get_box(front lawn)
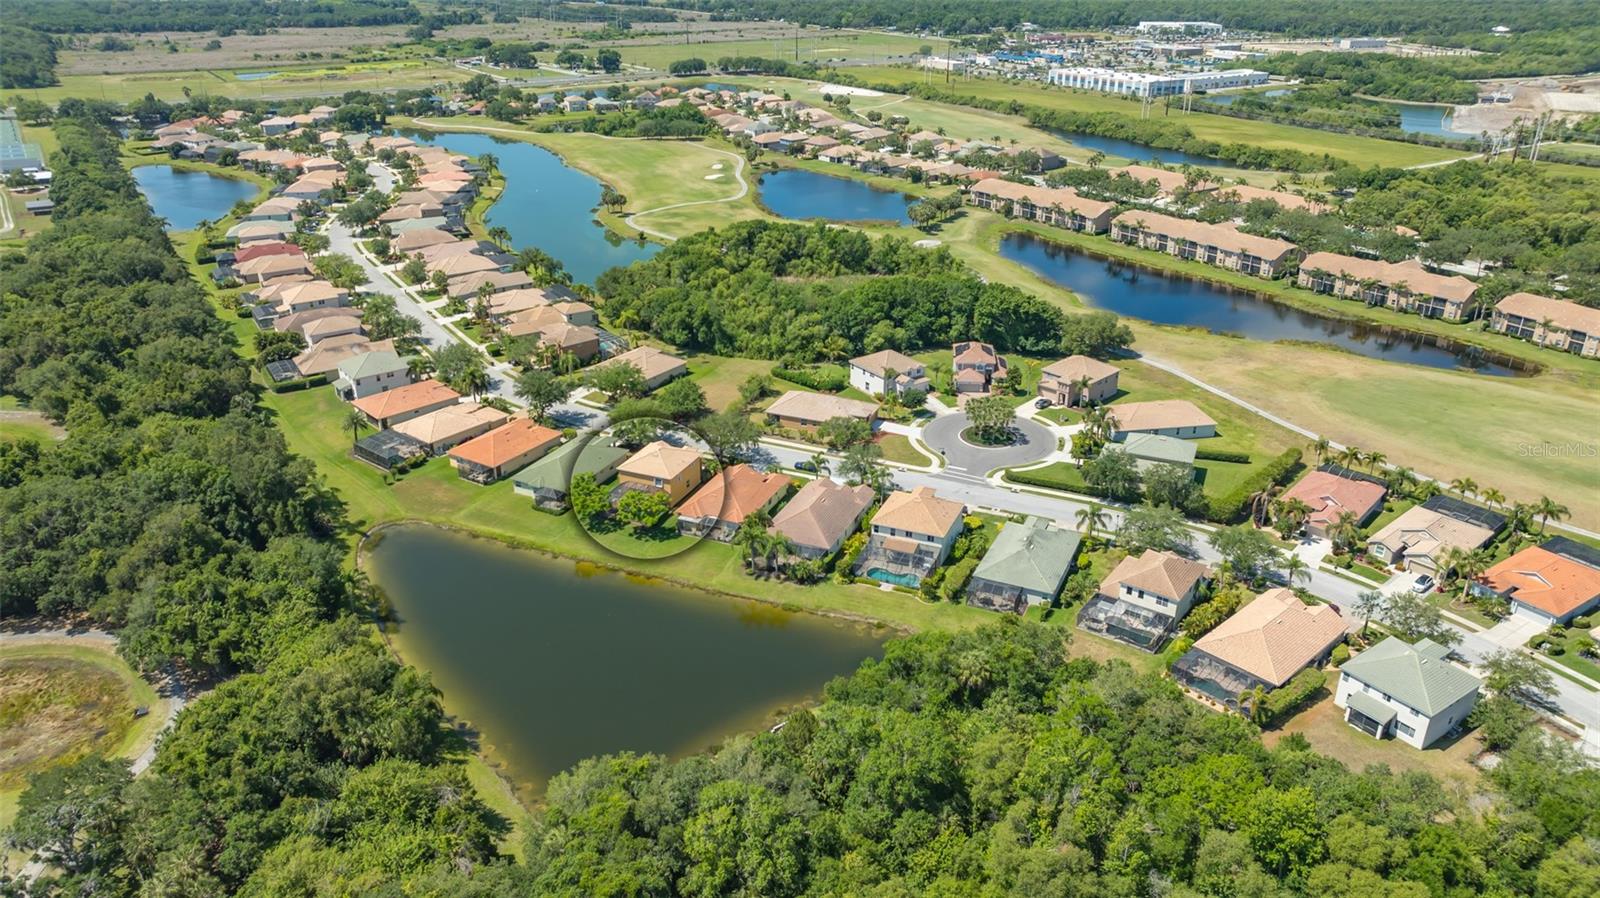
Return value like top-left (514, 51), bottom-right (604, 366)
top-left (877, 433), bottom-right (931, 466)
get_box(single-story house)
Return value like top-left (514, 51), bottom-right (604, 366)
top-left (849, 350), bottom-right (929, 398)
top-left (448, 418), bottom-right (564, 484)
top-left (513, 441), bottom-right (629, 510)
top-left (1119, 432), bottom-right (1197, 472)
top-left (676, 464), bottom-right (791, 541)
top-left (447, 269), bottom-right (535, 300)
top-left (855, 486), bottom-right (966, 586)
top-left (351, 378), bottom-right (461, 428)
top-left (765, 391), bottom-right (880, 431)
top-left (1172, 588), bottom-right (1346, 709)
top-left (770, 478), bottom-right (875, 560)
top-left (1038, 355), bottom-right (1119, 406)
top-left (1490, 291), bottom-right (1600, 357)
top-left (1079, 549), bottom-right (1210, 652)
top-left (391, 403), bottom-right (509, 455)
top-left (352, 428), bottom-right (428, 470)
top-left (236, 254), bottom-right (314, 283)
top-left (966, 516), bottom-right (1081, 614)
top-left (298, 314), bottom-right (364, 345)
top-left (233, 240), bottom-right (304, 264)
top-left (592, 346), bottom-right (688, 392)
top-left (1335, 637), bottom-right (1481, 749)
top-left (1471, 537), bottom-right (1600, 626)
top-left (1278, 469), bottom-right (1388, 540)
top-left (615, 440), bottom-right (706, 505)
top-left (391, 228), bottom-right (459, 254)
top-left (1107, 399), bottom-right (1217, 440)
top-left (1366, 498), bottom-right (1500, 575)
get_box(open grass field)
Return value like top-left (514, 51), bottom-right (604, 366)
top-left (1262, 693), bottom-right (1483, 785)
top-left (586, 31), bottom-right (930, 73)
top-left (12, 60), bottom-right (462, 105)
top-left (0, 641), bottom-right (167, 827)
top-left (837, 67), bottom-right (1470, 169)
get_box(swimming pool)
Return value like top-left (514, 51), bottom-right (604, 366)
top-left (864, 568), bottom-right (921, 588)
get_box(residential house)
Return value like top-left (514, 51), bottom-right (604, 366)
top-left (228, 221), bottom-right (296, 242)
top-left (1038, 355), bottom-right (1119, 405)
top-left (1111, 211), bottom-right (1299, 278)
top-left (1107, 399), bottom-right (1217, 439)
top-left (676, 464), bottom-right (791, 541)
top-left (1214, 183), bottom-right (1329, 215)
top-left (1471, 537), bottom-right (1600, 626)
top-left (351, 429), bottom-right (428, 470)
top-left (1298, 253), bottom-right (1479, 321)
top-left (447, 270), bottom-right (535, 301)
top-left (764, 391), bottom-right (880, 432)
top-left (614, 440), bottom-right (706, 505)
top-left (952, 340), bottom-right (1007, 393)
top-left (391, 228), bottom-right (459, 254)
top-left (1491, 292), bottom-right (1600, 357)
top-left (513, 441), bottom-right (630, 511)
top-left (259, 115), bottom-right (298, 135)
top-left (1366, 496), bottom-right (1501, 575)
top-left (448, 418), bottom-right (564, 484)
top-left (390, 403), bottom-right (508, 455)
top-left (633, 91), bottom-right (659, 110)
top-left (1335, 637), bottom-right (1481, 749)
top-left (1120, 433), bottom-right (1198, 472)
top-left (351, 379), bottom-right (461, 428)
top-left (966, 517), bottom-right (1082, 614)
top-left (1278, 469), bottom-right (1387, 540)
top-left (770, 479), bottom-right (875, 560)
top-left (286, 336), bottom-right (391, 380)
top-left (333, 349), bottom-right (411, 400)
top-left (427, 252), bottom-right (501, 280)
top-left (561, 95), bottom-right (589, 113)
top-left (590, 97), bottom-right (620, 114)
top-left (967, 179), bottom-right (1117, 234)
top-left (1079, 549), bottom-right (1211, 651)
top-left (233, 241), bottom-right (304, 265)
top-left (272, 306), bottom-right (361, 336)
top-left (536, 323), bottom-right (601, 362)
top-left (855, 487), bottom-right (967, 586)
top-left (236, 254), bottom-right (313, 284)
top-left (243, 196), bottom-right (301, 222)
top-left (297, 314), bottom-right (364, 345)
top-left (1172, 588), bottom-right (1346, 709)
top-left (592, 346), bottom-right (688, 392)
top-left (849, 350), bottom-right (929, 398)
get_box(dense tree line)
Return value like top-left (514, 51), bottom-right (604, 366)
top-left (11, 0), bottom-right (421, 33)
top-left (0, 24), bottom-right (57, 89)
top-left (595, 221), bottom-right (1072, 359)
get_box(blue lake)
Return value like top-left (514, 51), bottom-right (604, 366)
top-left (1389, 102), bottom-right (1471, 138)
top-left (132, 165), bottom-right (261, 231)
top-left (408, 130), bottom-right (658, 285)
top-left (1047, 129), bottom-right (1220, 167)
top-left (235, 71), bottom-right (278, 81)
top-left (759, 168), bottom-right (915, 224)
top-left (1000, 232), bottom-right (1523, 376)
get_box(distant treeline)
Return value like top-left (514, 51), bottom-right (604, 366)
top-left (10, 0), bottom-right (422, 33)
top-left (0, 25), bottom-right (57, 89)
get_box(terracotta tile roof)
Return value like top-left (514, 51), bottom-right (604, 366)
top-left (595, 346), bottom-right (687, 383)
top-left (1300, 252), bottom-right (1477, 302)
top-left (619, 440), bottom-right (703, 481)
top-left (953, 340), bottom-right (1000, 366)
top-left (1113, 209), bottom-right (1298, 261)
top-left (1108, 399), bottom-right (1216, 433)
top-left (1215, 183), bottom-right (1329, 214)
top-left (1109, 164), bottom-right (1214, 193)
top-left (448, 419), bottom-right (562, 469)
top-left (300, 315), bottom-right (363, 340)
top-left (771, 479), bottom-right (875, 552)
top-left (429, 253), bottom-right (499, 278)
top-left (238, 254), bottom-right (313, 278)
top-left (391, 228), bottom-right (458, 253)
top-left (765, 390), bottom-right (879, 424)
top-left (872, 486), bottom-right (965, 538)
top-left (1100, 549), bottom-right (1209, 600)
top-left (677, 464), bottom-right (789, 523)
top-left (1481, 546), bottom-right (1600, 619)
top-left (1280, 471), bottom-right (1387, 529)
top-left (1042, 355), bottom-right (1119, 382)
top-left (352, 379), bottom-right (460, 420)
top-left (1496, 292), bottom-right (1600, 334)
top-left (1193, 588), bottom-right (1346, 687)
top-left (391, 403), bottom-right (507, 447)
top-left (850, 349), bottom-right (924, 378)
top-left (969, 178), bottom-right (1116, 220)
top-left (292, 336), bottom-right (392, 377)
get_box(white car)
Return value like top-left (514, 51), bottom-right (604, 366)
top-left (1410, 574), bottom-right (1436, 595)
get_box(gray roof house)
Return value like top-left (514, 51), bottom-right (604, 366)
top-left (966, 517), bottom-right (1081, 614)
top-left (1120, 433), bottom-right (1197, 472)
top-left (1334, 637), bottom-right (1482, 749)
top-left (333, 349), bottom-right (410, 400)
top-left (512, 440), bottom-right (630, 511)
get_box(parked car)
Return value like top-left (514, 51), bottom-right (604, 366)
top-left (1410, 574), bottom-right (1435, 595)
top-left (794, 460), bottom-right (818, 473)
top-left (1034, 397), bottom-right (1052, 409)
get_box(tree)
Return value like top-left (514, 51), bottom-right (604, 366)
top-left (964, 395), bottom-right (1015, 445)
top-left (1075, 504), bottom-right (1109, 544)
top-left (1059, 311), bottom-right (1134, 358)
top-left (1117, 503), bottom-right (1192, 555)
top-left (1353, 589), bottom-right (1385, 640)
top-left (588, 361), bottom-right (648, 401)
top-left (1143, 462), bottom-right (1202, 513)
top-left (1534, 496), bottom-right (1570, 534)
top-left (362, 294), bottom-right (422, 343)
top-left (596, 49), bottom-right (622, 72)
top-left (600, 186), bottom-right (627, 211)
top-left (345, 407), bottom-right (368, 448)
top-left (698, 410), bottom-right (760, 462)
top-left (1209, 525), bottom-right (1283, 583)
top-left (1482, 648), bottom-right (1558, 709)
top-left (8, 757), bottom-right (131, 876)
top-left (516, 368), bottom-right (570, 422)
top-left (737, 373), bottom-right (772, 409)
top-left (656, 378), bottom-right (708, 421)
top-left (1082, 448), bottom-right (1141, 503)
top-left (313, 252), bottom-right (367, 289)
top-left (617, 488), bottom-right (672, 528)
top-left (569, 471), bottom-right (608, 523)
top-left (1378, 591), bottom-right (1460, 647)
top-left (816, 415), bottom-right (872, 451)
top-left (434, 342), bottom-right (487, 396)
top-left (840, 442), bottom-right (889, 494)
top-left (401, 255), bottom-right (428, 284)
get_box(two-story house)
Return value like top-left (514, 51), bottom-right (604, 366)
top-left (1038, 355), bottom-right (1119, 406)
top-left (1335, 637), bottom-right (1481, 749)
top-left (613, 440), bottom-right (705, 505)
top-left (333, 349), bottom-right (411, 400)
top-left (1079, 549), bottom-right (1210, 651)
top-left (854, 486), bottom-right (966, 587)
top-left (849, 349), bottom-right (929, 398)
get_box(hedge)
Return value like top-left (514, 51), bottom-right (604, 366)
top-left (268, 373), bottom-right (329, 394)
top-left (1262, 667), bottom-right (1327, 725)
top-left (1195, 448), bottom-right (1251, 464)
top-left (1003, 466), bottom-right (1112, 499)
top-left (1207, 448), bottom-right (1302, 524)
top-left (773, 364), bottom-right (849, 392)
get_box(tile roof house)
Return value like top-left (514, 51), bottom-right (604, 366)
top-left (952, 340), bottom-right (1007, 393)
top-left (770, 479), bottom-right (875, 560)
top-left (1278, 470), bottom-right (1388, 540)
top-left (391, 403), bottom-right (509, 455)
top-left (676, 464), bottom-right (792, 541)
top-left (1213, 183), bottom-right (1329, 214)
top-left (1111, 210), bottom-right (1299, 278)
top-left (966, 517), bottom-right (1082, 614)
top-left (764, 391), bottom-right (880, 430)
top-left (237, 253), bottom-right (314, 283)
top-left (1109, 164), bottom-right (1215, 196)
top-left (1298, 253), bottom-right (1479, 321)
top-left (333, 349), bottom-right (411, 400)
top-left (1039, 355), bottom-right (1119, 406)
top-left (1366, 504), bottom-right (1496, 576)
top-left (298, 314), bottom-right (364, 345)
top-left (391, 228), bottom-right (459, 254)
top-left (967, 179), bottom-right (1117, 234)
top-left (855, 487), bottom-right (967, 586)
top-left (592, 346), bottom-right (688, 392)
top-left (848, 350), bottom-right (930, 398)
top-left (1173, 589), bottom-right (1346, 707)
top-left (1490, 291), bottom-right (1600, 358)
top-left (1080, 549), bottom-right (1210, 651)
top-left (1335, 637), bottom-right (1481, 749)
top-left (1108, 399), bottom-right (1217, 439)
top-left (615, 440), bottom-right (706, 504)
top-left (1471, 540), bottom-right (1600, 626)
top-left (288, 335), bottom-right (392, 379)
top-left (447, 269), bottom-right (536, 300)
top-left (448, 418), bottom-right (564, 483)
top-left (351, 379), bottom-right (461, 428)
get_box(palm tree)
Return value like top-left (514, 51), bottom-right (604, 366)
top-left (345, 408), bottom-right (368, 448)
top-left (1071, 375), bottom-right (1093, 407)
top-left (731, 511), bottom-right (774, 570)
top-left (808, 452), bottom-right (830, 476)
top-left (475, 152), bottom-right (499, 176)
top-left (1387, 466), bottom-right (1417, 498)
top-left (1281, 552), bottom-right (1309, 587)
top-left (487, 225), bottom-right (512, 251)
top-left (1333, 446), bottom-right (1362, 473)
top-left (1480, 488), bottom-right (1505, 509)
top-left (1534, 496), bottom-right (1570, 534)
top-left (1363, 450), bottom-right (1386, 474)
top-left (1506, 502), bottom-right (1535, 537)
top-left (1075, 504), bottom-right (1109, 543)
top-left (1239, 684), bottom-right (1269, 723)
top-left (1249, 483), bottom-right (1282, 527)
top-left (955, 650), bottom-right (993, 701)
top-left (1327, 511), bottom-right (1361, 553)
top-left (407, 355), bottom-right (436, 380)
top-left (1308, 437), bottom-right (1331, 466)
top-left (1449, 477), bottom-right (1478, 498)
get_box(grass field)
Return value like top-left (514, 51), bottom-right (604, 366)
top-left (11, 59), bottom-right (462, 105)
top-left (1262, 693), bottom-right (1483, 785)
top-left (586, 32), bottom-right (930, 72)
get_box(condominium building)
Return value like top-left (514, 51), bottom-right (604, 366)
top-left (1111, 210), bottom-right (1299, 277)
top-left (1298, 252), bottom-right (1479, 321)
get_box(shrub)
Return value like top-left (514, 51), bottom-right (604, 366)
top-left (773, 364), bottom-right (848, 392)
top-left (1207, 448), bottom-right (1302, 524)
top-left (1261, 668), bottom-right (1326, 724)
top-left (1195, 448), bottom-right (1251, 463)
top-left (1330, 643), bottom-right (1350, 666)
top-left (1003, 467), bottom-right (1111, 499)
top-left (268, 374), bottom-right (328, 393)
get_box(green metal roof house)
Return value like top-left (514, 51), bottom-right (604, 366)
top-left (1334, 637), bottom-right (1481, 749)
top-left (513, 440), bottom-right (630, 510)
top-left (966, 516), bottom-right (1081, 614)
top-left (1120, 432), bottom-right (1197, 472)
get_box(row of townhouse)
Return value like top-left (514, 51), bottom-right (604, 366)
top-left (1112, 209), bottom-right (1300, 277)
top-left (1297, 252), bottom-right (1479, 321)
top-left (967, 178), bottom-right (1117, 233)
top-left (1489, 291), bottom-right (1600, 357)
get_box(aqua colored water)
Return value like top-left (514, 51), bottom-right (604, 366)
top-left (759, 168), bottom-right (916, 224)
top-left (132, 165), bottom-right (261, 231)
top-left (409, 130), bottom-right (659, 284)
top-left (235, 71), bottom-right (278, 81)
top-left (999, 232), bottom-right (1523, 376)
top-left (864, 568), bottom-right (922, 587)
top-left (368, 524), bottom-right (884, 796)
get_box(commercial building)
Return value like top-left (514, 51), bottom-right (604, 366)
top-left (1046, 66), bottom-right (1267, 97)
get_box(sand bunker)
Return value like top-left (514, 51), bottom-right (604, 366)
top-left (814, 82), bottom-right (883, 97)
top-left (704, 174), bottom-right (724, 180)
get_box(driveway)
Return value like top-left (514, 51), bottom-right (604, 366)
top-left (920, 411), bottom-right (1054, 474)
top-left (1479, 614), bottom-right (1546, 651)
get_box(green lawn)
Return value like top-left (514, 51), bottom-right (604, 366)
top-left (877, 432), bottom-right (931, 466)
top-left (592, 32), bottom-right (929, 72)
top-left (10, 59), bottom-right (462, 105)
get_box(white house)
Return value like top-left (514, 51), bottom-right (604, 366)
top-left (1078, 549), bottom-right (1210, 652)
top-left (1334, 637), bottom-right (1482, 749)
top-left (333, 349), bottom-right (411, 400)
top-left (848, 349), bottom-right (929, 397)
